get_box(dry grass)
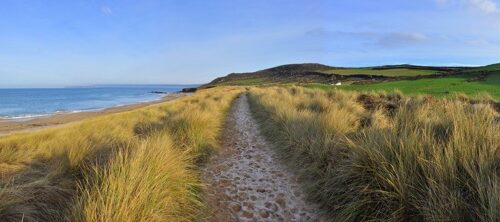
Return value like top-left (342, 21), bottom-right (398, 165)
top-left (0, 87), bottom-right (243, 221)
top-left (71, 134), bottom-right (199, 222)
top-left (249, 86), bottom-right (500, 221)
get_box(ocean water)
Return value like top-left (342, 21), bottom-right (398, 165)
top-left (0, 85), bottom-right (197, 120)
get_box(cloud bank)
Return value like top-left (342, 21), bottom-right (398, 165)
top-left (438, 0), bottom-right (498, 13)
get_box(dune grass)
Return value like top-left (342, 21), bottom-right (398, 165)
top-left (249, 86), bottom-right (499, 221)
top-left (0, 87), bottom-right (243, 221)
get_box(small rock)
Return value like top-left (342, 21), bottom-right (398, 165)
top-left (218, 179), bottom-right (231, 187)
top-left (259, 209), bottom-right (270, 218)
top-left (265, 202), bottom-right (278, 212)
top-left (242, 210), bottom-right (253, 219)
top-left (237, 192), bottom-right (248, 201)
top-left (275, 196), bottom-right (286, 208)
top-left (264, 202), bottom-right (273, 209)
top-left (230, 203), bottom-right (242, 212)
top-left (243, 202), bottom-right (255, 209)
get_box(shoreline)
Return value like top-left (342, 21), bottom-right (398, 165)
top-left (0, 92), bottom-right (188, 137)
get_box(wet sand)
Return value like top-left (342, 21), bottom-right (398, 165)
top-left (0, 93), bottom-right (187, 136)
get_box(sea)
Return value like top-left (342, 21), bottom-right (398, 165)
top-left (0, 85), bottom-right (197, 121)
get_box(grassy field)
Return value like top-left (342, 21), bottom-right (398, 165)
top-left (217, 78), bottom-right (267, 86)
top-left (249, 86), bottom-right (500, 221)
top-left (305, 72), bottom-right (500, 100)
top-left (0, 87), bottom-right (243, 221)
top-left (321, 68), bottom-right (438, 77)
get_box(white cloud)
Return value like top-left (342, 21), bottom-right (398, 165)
top-left (303, 29), bottom-right (430, 49)
top-left (376, 32), bottom-right (428, 48)
top-left (437, 0), bottom-right (498, 13)
top-left (101, 6), bottom-right (113, 15)
top-left (466, 38), bottom-right (490, 45)
top-left (470, 0), bottom-right (498, 13)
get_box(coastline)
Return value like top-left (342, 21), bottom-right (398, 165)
top-left (0, 92), bottom-right (188, 137)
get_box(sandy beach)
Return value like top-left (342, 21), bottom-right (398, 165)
top-left (0, 93), bottom-right (187, 136)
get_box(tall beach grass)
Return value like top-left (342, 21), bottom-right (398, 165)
top-left (0, 87), bottom-right (243, 221)
top-left (249, 87), bottom-right (499, 221)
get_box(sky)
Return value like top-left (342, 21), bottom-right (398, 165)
top-left (1, 0), bottom-right (500, 87)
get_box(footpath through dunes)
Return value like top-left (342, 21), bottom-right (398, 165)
top-left (202, 94), bottom-right (321, 221)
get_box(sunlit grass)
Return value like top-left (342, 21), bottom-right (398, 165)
top-left (0, 87), bottom-right (243, 221)
top-left (249, 86), bottom-right (500, 221)
top-left (304, 72), bottom-right (500, 101)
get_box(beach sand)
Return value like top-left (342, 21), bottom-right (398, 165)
top-left (0, 93), bottom-right (188, 136)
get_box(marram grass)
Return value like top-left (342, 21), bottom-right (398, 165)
top-left (1, 84), bottom-right (497, 221)
top-left (249, 86), bottom-right (499, 221)
top-left (0, 87), bottom-right (243, 221)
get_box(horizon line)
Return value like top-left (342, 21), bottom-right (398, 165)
top-left (0, 83), bottom-right (202, 89)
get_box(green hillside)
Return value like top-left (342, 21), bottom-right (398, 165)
top-left (305, 72), bottom-right (500, 100)
top-left (203, 63), bottom-right (465, 87)
top-left (321, 68), bottom-right (438, 77)
top-left (470, 63), bottom-right (500, 71)
top-left (205, 63), bottom-right (499, 100)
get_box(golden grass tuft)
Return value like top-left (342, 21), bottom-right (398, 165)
top-left (249, 86), bottom-right (499, 221)
top-left (71, 134), bottom-right (200, 222)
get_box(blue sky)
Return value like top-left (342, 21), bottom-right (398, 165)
top-left (1, 0), bottom-right (500, 87)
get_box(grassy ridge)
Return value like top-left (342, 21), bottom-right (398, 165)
top-left (215, 78), bottom-right (267, 86)
top-left (471, 63), bottom-right (500, 71)
top-left (249, 87), bottom-right (499, 221)
top-left (0, 87), bottom-right (243, 221)
top-left (203, 63), bottom-right (466, 89)
top-left (322, 68), bottom-right (437, 77)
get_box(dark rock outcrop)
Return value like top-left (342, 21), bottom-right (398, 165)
top-left (181, 87), bottom-right (197, 93)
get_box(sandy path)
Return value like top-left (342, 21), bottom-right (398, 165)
top-left (202, 94), bottom-right (320, 221)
